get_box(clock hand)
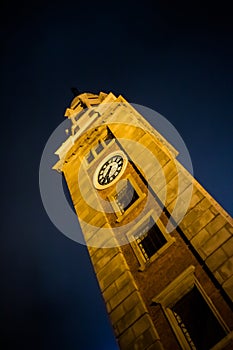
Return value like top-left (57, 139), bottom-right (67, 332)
top-left (106, 165), bottom-right (112, 179)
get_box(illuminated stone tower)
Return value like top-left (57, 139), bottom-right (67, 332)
top-left (54, 92), bottom-right (233, 349)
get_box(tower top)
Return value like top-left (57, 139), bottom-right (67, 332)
top-left (53, 91), bottom-right (179, 172)
top-left (65, 91), bottom-right (108, 118)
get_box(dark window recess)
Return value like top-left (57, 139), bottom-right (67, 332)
top-left (75, 109), bottom-right (86, 121)
top-left (74, 125), bottom-right (80, 134)
top-left (89, 109), bottom-right (98, 117)
top-left (104, 127), bottom-right (115, 145)
top-left (135, 218), bottom-right (166, 260)
top-left (95, 142), bottom-right (104, 154)
top-left (86, 151), bottom-right (94, 164)
top-left (115, 180), bottom-right (139, 213)
top-left (104, 137), bottom-right (113, 145)
top-left (172, 287), bottom-right (226, 350)
top-left (74, 113), bottom-right (81, 121)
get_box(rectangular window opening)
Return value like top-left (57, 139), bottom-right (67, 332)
top-left (104, 127), bottom-right (115, 145)
top-left (114, 180), bottom-right (139, 213)
top-left (73, 124), bottom-right (80, 134)
top-left (135, 217), bottom-right (167, 261)
top-left (89, 110), bottom-right (97, 118)
top-left (172, 286), bottom-right (226, 350)
top-left (86, 150), bottom-right (94, 164)
top-left (95, 141), bottom-right (104, 155)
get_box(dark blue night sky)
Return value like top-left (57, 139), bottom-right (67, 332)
top-left (1, 1), bottom-right (233, 349)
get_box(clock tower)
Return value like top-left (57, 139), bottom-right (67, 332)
top-left (53, 91), bottom-right (233, 349)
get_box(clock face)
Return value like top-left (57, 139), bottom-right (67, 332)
top-left (93, 151), bottom-right (128, 189)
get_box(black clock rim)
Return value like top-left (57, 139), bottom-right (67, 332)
top-left (97, 156), bottom-right (124, 185)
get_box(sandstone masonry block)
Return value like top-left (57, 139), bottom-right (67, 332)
top-left (86, 227), bottom-right (117, 248)
top-left (166, 183), bottom-right (193, 219)
top-left (155, 150), bottom-right (170, 168)
top-left (187, 188), bottom-right (204, 212)
top-left (214, 271), bottom-right (224, 285)
top-left (103, 282), bottom-right (118, 303)
top-left (226, 222), bottom-right (233, 235)
top-left (158, 175), bottom-right (178, 206)
top-left (222, 275), bottom-right (233, 301)
top-left (147, 341), bottom-right (164, 350)
top-left (205, 248), bottom-right (228, 271)
top-left (115, 303), bottom-right (147, 336)
top-left (132, 313), bottom-right (154, 336)
top-left (205, 215), bottom-right (227, 235)
top-left (82, 223), bottom-right (102, 242)
top-left (148, 170), bottom-right (167, 196)
top-left (123, 291), bottom-right (145, 313)
top-left (184, 209), bottom-right (216, 239)
top-left (109, 303), bottom-right (126, 325)
top-left (138, 134), bottom-right (162, 153)
top-left (190, 228), bottom-right (212, 250)
top-left (115, 270), bottom-right (137, 292)
top-left (217, 256), bottom-right (233, 280)
top-left (180, 197), bottom-right (212, 230)
top-left (131, 328), bottom-right (161, 350)
top-left (91, 246), bottom-right (119, 263)
top-left (118, 327), bottom-right (135, 349)
top-left (222, 237), bottom-right (233, 257)
top-left (98, 253), bottom-right (129, 291)
top-left (201, 228), bottom-right (231, 257)
top-left (162, 161), bottom-right (178, 184)
top-left (108, 280), bottom-right (137, 311)
top-left (93, 248), bottom-right (120, 275)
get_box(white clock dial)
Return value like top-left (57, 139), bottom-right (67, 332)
top-left (93, 151), bottom-right (128, 189)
